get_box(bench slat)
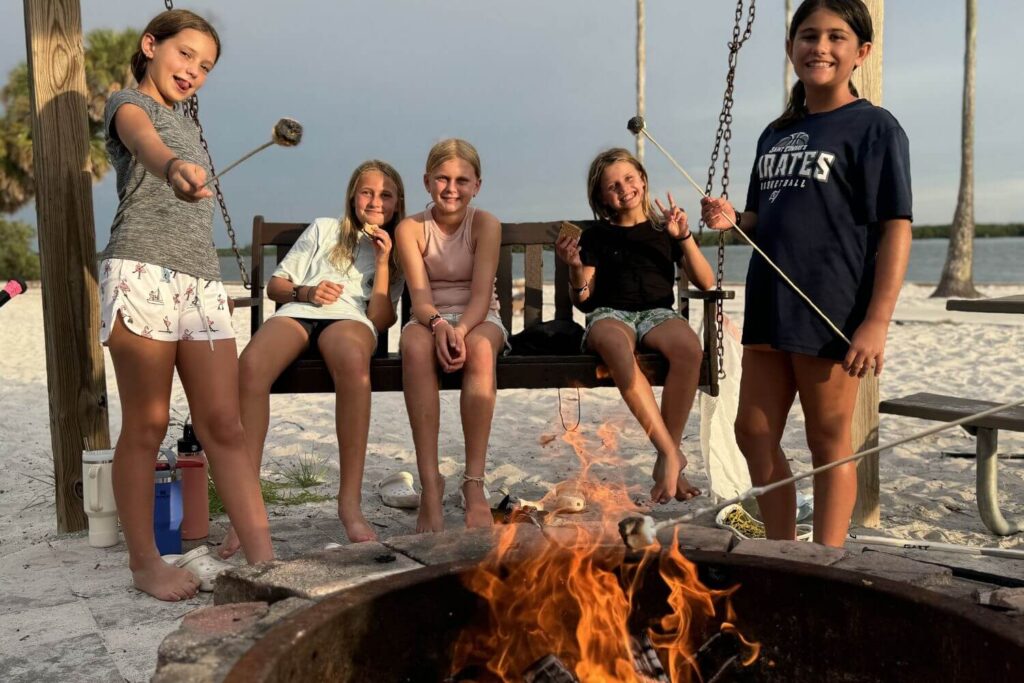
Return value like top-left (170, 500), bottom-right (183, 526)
top-left (524, 244), bottom-right (543, 328)
top-left (879, 392), bottom-right (1024, 432)
top-left (497, 245), bottom-right (513, 332)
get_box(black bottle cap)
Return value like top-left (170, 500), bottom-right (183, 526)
top-left (178, 423), bottom-right (203, 454)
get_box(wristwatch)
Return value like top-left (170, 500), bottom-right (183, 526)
top-left (290, 286), bottom-right (301, 302)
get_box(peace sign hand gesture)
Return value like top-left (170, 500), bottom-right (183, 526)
top-left (654, 192), bottom-right (690, 239)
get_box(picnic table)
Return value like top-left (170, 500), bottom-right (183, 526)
top-left (879, 292), bottom-right (1024, 536)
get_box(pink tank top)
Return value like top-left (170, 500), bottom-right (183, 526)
top-left (422, 205), bottom-right (499, 314)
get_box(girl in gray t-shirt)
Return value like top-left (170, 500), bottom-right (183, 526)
top-left (98, 9), bottom-right (273, 602)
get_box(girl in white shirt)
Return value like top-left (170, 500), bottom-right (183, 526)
top-left (220, 160), bottom-right (405, 555)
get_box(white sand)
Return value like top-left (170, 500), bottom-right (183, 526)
top-left (1, 281), bottom-right (1023, 555)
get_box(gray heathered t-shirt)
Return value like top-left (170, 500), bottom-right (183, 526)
top-left (100, 89), bottom-right (220, 281)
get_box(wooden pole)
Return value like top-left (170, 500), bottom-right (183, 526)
top-left (635, 0), bottom-right (645, 163)
top-left (849, 0), bottom-right (884, 528)
top-left (24, 0), bottom-right (110, 533)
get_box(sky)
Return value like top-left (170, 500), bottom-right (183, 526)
top-left (3, 1), bottom-right (1023, 249)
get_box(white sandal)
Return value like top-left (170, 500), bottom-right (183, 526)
top-left (170, 545), bottom-right (234, 591)
top-left (377, 471), bottom-right (420, 509)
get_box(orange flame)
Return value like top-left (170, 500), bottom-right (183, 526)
top-left (450, 426), bottom-right (759, 681)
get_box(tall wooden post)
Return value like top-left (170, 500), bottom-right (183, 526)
top-left (849, 0), bottom-right (883, 528)
top-left (635, 0), bottom-right (646, 163)
top-left (24, 0), bottom-right (110, 532)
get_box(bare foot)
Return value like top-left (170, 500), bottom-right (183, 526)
top-left (651, 450), bottom-right (681, 504)
top-left (132, 557), bottom-right (201, 602)
top-left (217, 525), bottom-right (242, 560)
top-left (339, 506), bottom-right (378, 543)
top-left (462, 479), bottom-right (493, 529)
top-left (416, 473), bottom-right (445, 533)
top-left (675, 470), bottom-right (702, 501)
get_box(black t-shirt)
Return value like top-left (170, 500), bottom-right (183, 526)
top-left (578, 220), bottom-right (682, 312)
top-left (742, 99), bottom-right (913, 359)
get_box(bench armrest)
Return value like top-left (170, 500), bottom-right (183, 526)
top-left (680, 288), bottom-right (735, 301)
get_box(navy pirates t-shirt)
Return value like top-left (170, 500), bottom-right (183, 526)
top-left (742, 99), bottom-right (913, 359)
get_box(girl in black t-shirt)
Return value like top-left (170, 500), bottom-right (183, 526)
top-left (555, 148), bottom-right (714, 504)
top-left (701, 0), bottom-right (912, 547)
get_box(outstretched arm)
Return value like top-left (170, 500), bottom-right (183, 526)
top-left (113, 104), bottom-right (212, 202)
top-left (844, 218), bottom-right (912, 378)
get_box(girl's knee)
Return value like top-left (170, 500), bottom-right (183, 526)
top-left (122, 412), bottom-right (170, 449)
top-left (734, 419), bottom-right (778, 456)
top-left (327, 346), bottom-right (371, 382)
top-left (663, 332), bottom-right (702, 365)
top-left (193, 413), bottom-right (244, 447)
top-left (238, 354), bottom-right (274, 393)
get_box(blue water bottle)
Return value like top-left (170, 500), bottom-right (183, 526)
top-left (153, 465), bottom-right (183, 555)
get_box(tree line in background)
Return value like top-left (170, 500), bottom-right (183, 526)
top-left (0, 27), bottom-right (138, 280)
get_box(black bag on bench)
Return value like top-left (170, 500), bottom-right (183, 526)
top-left (507, 319), bottom-right (585, 356)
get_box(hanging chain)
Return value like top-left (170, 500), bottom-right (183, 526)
top-left (161, 0), bottom-right (251, 290)
top-left (701, 0), bottom-right (756, 379)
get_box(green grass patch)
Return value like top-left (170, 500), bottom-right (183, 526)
top-left (208, 474), bottom-right (333, 516)
top-left (281, 453), bottom-right (328, 489)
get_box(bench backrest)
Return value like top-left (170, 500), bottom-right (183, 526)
top-left (250, 216), bottom-right (679, 351)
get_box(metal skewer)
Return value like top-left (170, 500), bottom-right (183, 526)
top-left (619, 395), bottom-right (1024, 548)
top-left (627, 116), bottom-right (850, 345)
top-left (200, 117), bottom-right (303, 188)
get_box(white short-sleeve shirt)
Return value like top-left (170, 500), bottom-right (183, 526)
top-left (271, 218), bottom-right (403, 331)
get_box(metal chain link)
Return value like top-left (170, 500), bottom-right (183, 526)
top-left (701, 0), bottom-right (756, 379)
top-left (161, 0), bottom-right (251, 290)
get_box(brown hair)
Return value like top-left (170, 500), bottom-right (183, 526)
top-left (586, 148), bottom-right (657, 224)
top-left (772, 0), bottom-right (873, 130)
top-left (131, 10), bottom-right (222, 83)
top-left (424, 138), bottom-right (482, 179)
top-left (328, 160), bottom-right (406, 283)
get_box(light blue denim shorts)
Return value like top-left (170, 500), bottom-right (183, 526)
top-left (582, 307), bottom-right (683, 350)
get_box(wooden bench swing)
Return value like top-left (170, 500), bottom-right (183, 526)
top-left (244, 217), bottom-right (733, 397)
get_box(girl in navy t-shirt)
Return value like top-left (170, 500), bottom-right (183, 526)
top-left (556, 148), bottom-right (715, 504)
top-left (701, 0), bottom-right (912, 547)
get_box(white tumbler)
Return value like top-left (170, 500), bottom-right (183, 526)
top-left (83, 449), bottom-right (118, 547)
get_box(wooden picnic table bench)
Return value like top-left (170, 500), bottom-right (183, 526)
top-left (244, 217), bottom-right (732, 396)
top-left (879, 392), bottom-right (1024, 536)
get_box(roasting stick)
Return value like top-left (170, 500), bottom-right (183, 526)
top-left (618, 396), bottom-right (1024, 549)
top-left (847, 534), bottom-right (1024, 561)
top-left (626, 116), bottom-right (850, 345)
top-left (200, 117), bottom-right (303, 188)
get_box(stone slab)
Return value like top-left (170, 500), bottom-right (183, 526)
top-left (853, 544), bottom-right (1024, 587)
top-left (383, 527), bottom-right (499, 566)
top-left (214, 541), bottom-right (421, 604)
top-left (655, 523), bottom-right (735, 553)
top-left (833, 549), bottom-right (953, 588)
top-left (0, 633), bottom-right (122, 683)
top-left (86, 586), bottom-right (208, 630)
top-left (986, 587), bottom-right (1024, 612)
top-left (0, 543), bottom-right (76, 615)
top-left (0, 601), bottom-right (98, 655)
top-left (104, 617), bottom-right (195, 683)
top-left (730, 539), bottom-right (849, 566)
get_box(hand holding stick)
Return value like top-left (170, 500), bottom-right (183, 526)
top-left (201, 118), bottom-right (303, 188)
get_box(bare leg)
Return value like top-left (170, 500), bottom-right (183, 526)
top-left (177, 339), bottom-right (273, 564)
top-left (319, 321), bottom-right (378, 542)
top-left (641, 319), bottom-right (704, 499)
top-left (459, 323), bottom-right (503, 528)
top-left (586, 319), bottom-right (680, 503)
top-left (792, 355), bottom-right (862, 547)
top-left (734, 346), bottom-right (798, 540)
top-left (221, 317), bottom-right (309, 557)
top-left (107, 316), bottom-right (201, 601)
top-left (401, 324), bottom-right (445, 532)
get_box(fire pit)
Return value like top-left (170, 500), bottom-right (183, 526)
top-left (223, 547), bottom-right (1024, 682)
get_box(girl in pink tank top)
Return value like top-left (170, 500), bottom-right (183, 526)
top-left (395, 139), bottom-right (506, 534)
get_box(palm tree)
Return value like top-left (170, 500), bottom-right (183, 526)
top-left (635, 0), bottom-right (645, 163)
top-left (0, 27), bottom-right (138, 214)
top-left (932, 0), bottom-right (979, 298)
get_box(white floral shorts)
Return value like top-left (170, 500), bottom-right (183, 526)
top-left (99, 258), bottom-right (235, 345)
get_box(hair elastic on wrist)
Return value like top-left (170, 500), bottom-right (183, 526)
top-left (164, 157), bottom-right (181, 186)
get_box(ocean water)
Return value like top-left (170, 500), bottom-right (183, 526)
top-left (219, 236), bottom-right (1023, 285)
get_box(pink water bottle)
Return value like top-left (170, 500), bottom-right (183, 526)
top-left (177, 423), bottom-right (209, 540)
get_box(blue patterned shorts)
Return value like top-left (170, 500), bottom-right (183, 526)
top-left (582, 307), bottom-right (683, 350)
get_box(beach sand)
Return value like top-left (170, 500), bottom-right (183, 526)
top-left (2, 281), bottom-right (1023, 556)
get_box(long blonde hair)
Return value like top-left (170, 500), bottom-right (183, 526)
top-left (586, 148), bottom-right (658, 224)
top-left (328, 160), bottom-right (405, 282)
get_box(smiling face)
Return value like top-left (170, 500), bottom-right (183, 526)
top-left (599, 160), bottom-right (647, 222)
top-left (138, 28), bottom-right (218, 107)
top-left (352, 170), bottom-right (399, 228)
top-left (423, 157), bottom-right (481, 215)
top-left (788, 8), bottom-right (871, 97)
